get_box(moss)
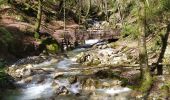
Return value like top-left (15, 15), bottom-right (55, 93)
top-left (83, 60), bottom-right (93, 66)
top-left (92, 59), bottom-right (101, 65)
top-left (120, 78), bottom-right (129, 86)
top-left (34, 31), bottom-right (40, 39)
top-left (161, 84), bottom-right (170, 99)
top-left (39, 37), bottom-right (60, 54)
top-left (139, 72), bottom-right (153, 92)
top-left (46, 43), bottom-right (59, 54)
top-left (83, 59), bottom-right (101, 66)
top-left (82, 70), bottom-right (94, 75)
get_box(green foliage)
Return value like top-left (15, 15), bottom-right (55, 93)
top-left (46, 43), bottom-right (59, 54)
top-left (121, 23), bottom-right (138, 39)
top-left (0, 0), bottom-right (8, 6)
top-left (34, 31), bottom-right (40, 39)
top-left (0, 60), bottom-right (6, 84)
top-left (39, 37), bottom-right (60, 54)
top-left (160, 0), bottom-right (170, 11)
top-left (0, 27), bottom-right (13, 47)
top-left (0, 60), bottom-right (5, 68)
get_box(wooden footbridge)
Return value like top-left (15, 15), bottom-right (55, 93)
top-left (75, 28), bottom-right (120, 41)
top-left (59, 28), bottom-right (120, 49)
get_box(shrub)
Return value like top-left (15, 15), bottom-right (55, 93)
top-left (121, 23), bottom-right (138, 39)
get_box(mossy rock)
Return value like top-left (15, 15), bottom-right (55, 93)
top-left (95, 69), bottom-right (121, 79)
top-left (83, 60), bottom-right (93, 66)
top-left (76, 52), bottom-right (87, 63)
top-left (39, 37), bottom-right (60, 54)
top-left (92, 59), bottom-right (101, 65)
top-left (46, 43), bottom-right (59, 54)
top-left (81, 69), bottom-right (94, 75)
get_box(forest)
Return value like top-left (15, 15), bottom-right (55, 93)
top-left (0, 0), bottom-right (170, 100)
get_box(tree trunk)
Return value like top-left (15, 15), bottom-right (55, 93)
top-left (116, 0), bottom-right (124, 27)
top-left (156, 24), bottom-right (170, 75)
top-left (138, 0), bottom-right (152, 92)
top-left (104, 0), bottom-right (108, 21)
top-left (35, 0), bottom-right (42, 33)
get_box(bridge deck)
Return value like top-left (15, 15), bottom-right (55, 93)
top-left (75, 28), bottom-right (120, 41)
top-left (59, 28), bottom-right (120, 50)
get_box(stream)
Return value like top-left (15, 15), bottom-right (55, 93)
top-left (1, 41), bottom-right (133, 100)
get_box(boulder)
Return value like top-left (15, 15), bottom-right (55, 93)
top-left (82, 78), bottom-right (96, 91)
top-left (56, 86), bottom-right (69, 95)
top-left (52, 81), bottom-right (60, 91)
top-left (69, 76), bottom-right (78, 84)
top-left (52, 72), bottom-right (64, 79)
top-left (15, 67), bottom-right (33, 78)
top-left (19, 76), bottom-right (33, 83)
top-left (102, 45), bottom-right (107, 49)
top-left (76, 52), bottom-right (87, 63)
top-left (36, 75), bottom-right (45, 84)
top-left (20, 68), bottom-right (33, 77)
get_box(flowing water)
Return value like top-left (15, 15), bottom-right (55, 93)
top-left (1, 47), bottom-right (132, 100)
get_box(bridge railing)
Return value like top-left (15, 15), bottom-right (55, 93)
top-left (75, 28), bottom-right (120, 40)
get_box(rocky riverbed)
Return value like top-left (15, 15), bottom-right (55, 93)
top-left (1, 45), bottom-right (137, 100)
top-left (1, 42), bottom-right (170, 100)
top-left (76, 43), bottom-right (138, 66)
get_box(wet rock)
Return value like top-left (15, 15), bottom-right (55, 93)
top-left (95, 70), bottom-right (114, 79)
top-left (107, 44), bottom-right (111, 48)
top-left (92, 44), bottom-right (98, 49)
top-left (15, 69), bottom-right (23, 78)
top-left (102, 45), bottom-right (107, 49)
top-left (52, 81), bottom-right (60, 90)
top-left (8, 64), bottom-right (35, 79)
top-left (82, 78), bottom-right (96, 91)
top-left (56, 86), bottom-right (69, 95)
top-left (31, 68), bottom-right (55, 75)
top-left (31, 69), bottom-right (46, 74)
top-left (92, 59), bottom-right (101, 65)
top-left (76, 52), bottom-right (88, 63)
top-left (111, 80), bottom-right (122, 86)
top-left (20, 68), bottom-right (33, 77)
top-left (84, 60), bottom-right (93, 66)
top-left (53, 72), bottom-right (64, 79)
top-left (75, 45), bottom-right (132, 66)
top-left (25, 64), bottom-right (33, 69)
top-left (98, 45), bottom-right (102, 49)
top-left (102, 82), bottom-right (110, 88)
top-left (15, 67), bottom-right (33, 78)
top-left (36, 75), bottom-right (45, 84)
top-left (69, 76), bottom-right (78, 84)
top-left (20, 76), bottom-right (33, 83)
